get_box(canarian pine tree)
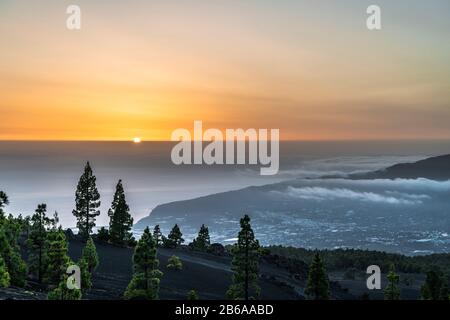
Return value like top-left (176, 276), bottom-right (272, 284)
top-left (192, 224), bottom-right (211, 251)
top-left (305, 252), bottom-right (330, 300)
top-left (78, 236), bottom-right (99, 291)
top-left (0, 193), bottom-right (16, 248)
top-left (124, 227), bottom-right (163, 300)
top-left (45, 228), bottom-right (82, 299)
top-left (97, 227), bottom-right (110, 242)
top-left (15, 214), bottom-right (25, 237)
top-left (227, 215), bottom-right (260, 300)
top-left (108, 180), bottom-right (133, 245)
top-left (81, 237), bottom-right (99, 273)
top-left (45, 229), bottom-right (70, 286)
top-left (0, 228), bottom-right (26, 286)
top-left (0, 256), bottom-right (10, 288)
top-left (3, 213), bottom-right (23, 249)
top-left (78, 257), bottom-right (92, 291)
top-left (27, 203), bottom-right (55, 283)
top-left (73, 162), bottom-right (101, 238)
top-left (47, 270), bottom-right (82, 300)
top-left (421, 269), bottom-right (448, 300)
top-left (153, 225), bottom-right (162, 247)
top-left (0, 194), bottom-right (27, 287)
top-left (0, 191), bottom-right (8, 221)
top-left (384, 264), bottom-right (400, 300)
top-left (167, 224), bottom-right (184, 248)
top-left (22, 215), bottom-right (31, 238)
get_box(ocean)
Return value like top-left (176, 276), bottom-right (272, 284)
top-left (1, 140), bottom-right (450, 254)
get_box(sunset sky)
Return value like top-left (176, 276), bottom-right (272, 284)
top-left (1, 0), bottom-right (449, 141)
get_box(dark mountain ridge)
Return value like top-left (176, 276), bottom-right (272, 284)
top-left (136, 154), bottom-right (450, 229)
top-left (134, 154), bottom-right (450, 255)
top-left (347, 154), bottom-right (450, 180)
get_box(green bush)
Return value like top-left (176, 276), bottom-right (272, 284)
top-left (167, 255), bottom-right (182, 270)
top-left (97, 227), bottom-right (110, 242)
top-left (187, 289), bottom-right (199, 300)
top-left (0, 256), bottom-right (10, 288)
top-left (47, 274), bottom-right (82, 300)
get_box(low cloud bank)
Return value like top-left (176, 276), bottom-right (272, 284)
top-left (278, 186), bottom-right (428, 205)
top-left (323, 178), bottom-right (450, 191)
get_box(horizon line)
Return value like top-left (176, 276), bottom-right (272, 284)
top-left (1, 138), bottom-right (450, 143)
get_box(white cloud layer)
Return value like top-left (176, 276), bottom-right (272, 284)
top-left (279, 186), bottom-right (428, 205)
top-left (323, 178), bottom-right (450, 192)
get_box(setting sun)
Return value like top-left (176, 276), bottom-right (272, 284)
top-left (133, 137), bottom-right (141, 143)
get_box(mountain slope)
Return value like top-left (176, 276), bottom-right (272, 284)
top-left (348, 154), bottom-right (450, 180)
top-left (136, 154), bottom-right (450, 227)
top-left (134, 154), bottom-right (450, 254)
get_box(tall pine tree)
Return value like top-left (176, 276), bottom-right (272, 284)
top-left (191, 224), bottom-right (210, 251)
top-left (27, 203), bottom-right (54, 283)
top-left (124, 227), bottom-right (163, 300)
top-left (73, 162), bottom-right (101, 238)
top-left (305, 252), bottom-right (330, 300)
top-left (108, 180), bottom-right (133, 245)
top-left (384, 264), bottom-right (400, 300)
top-left (153, 225), bottom-right (162, 247)
top-left (44, 226), bottom-right (82, 299)
top-left (227, 215), bottom-right (260, 300)
top-left (166, 224), bottom-right (184, 248)
top-left (45, 229), bottom-right (70, 286)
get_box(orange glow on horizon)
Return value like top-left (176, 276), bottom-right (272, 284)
top-left (1, 2), bottom-right (449, 141)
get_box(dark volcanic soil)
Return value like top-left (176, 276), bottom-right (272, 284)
top-left (2, 238), bottom-right (423, 300)
top-left (68, 239), bottom-right (303, 300)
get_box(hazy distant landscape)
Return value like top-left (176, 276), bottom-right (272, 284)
top-left (1, 141), bottom-right (450, 256)
top-left (137, 176), bottom-right (450, 255)
top-left (2, 0), bottom-right (450, 304)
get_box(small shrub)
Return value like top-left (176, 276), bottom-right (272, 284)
top-left (167, 255), bottom-right (182, 270)
top-left (97, 227), bottom-right (110, 242)
top-left (127, 236), bottom-right (137, 247)
top-left (187, 289), bottom-right (199, 300)
top-left (0, 256), bottom-right (10, 288)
